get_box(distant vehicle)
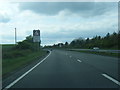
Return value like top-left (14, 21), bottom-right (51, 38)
top-left (93, 47), bottom-right (99, 50)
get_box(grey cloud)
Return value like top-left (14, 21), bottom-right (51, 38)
top-left (19, 2), bottom-right (117, 17)
top-left (41, 29), bottom-right (109, 45)
top-left (2, 36), bottom-right (14, 40)
top-left (41, 28), bottom-right (115, 41)
top-left (2, 35), bottom-right (24, 41)
top-left (0, 14), bottom-right (10, 23)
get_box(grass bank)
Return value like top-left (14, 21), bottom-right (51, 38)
top-left (2, 50), bottom-right (48, 76)
top-left (69, 50), bottom-right (119, 58)
top-left (2, 44), bottom-right (48, 77)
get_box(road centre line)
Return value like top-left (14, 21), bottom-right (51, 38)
top-left (4, 50), bottom-right (51, 89)
top-left (77, 59), bottom-right (82, 62)
top-left (102, 74), bottom-right (120, 86)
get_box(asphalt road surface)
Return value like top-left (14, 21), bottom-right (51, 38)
top-left (4, 50), bottom-right (120, 88)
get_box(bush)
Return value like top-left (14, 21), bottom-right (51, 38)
top-left (2, 49), bottom-right (32, 59)
top-left (2, 35), bottom-right (40, 59)
top-left (15, 35), bottom-right (35, 51)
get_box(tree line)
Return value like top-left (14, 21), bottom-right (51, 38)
top-left (45, 31), bottom-right (120, 49)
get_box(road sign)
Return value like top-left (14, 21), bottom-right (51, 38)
top-left (33, 30), bottom-right (40, 42)
top-left (33, 30), bottom-right (40, 36)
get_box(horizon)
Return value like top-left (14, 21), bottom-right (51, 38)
top-left (0, 2), bottom-right (118, 46)
top-left (1, 30), bottom-right (118, 47)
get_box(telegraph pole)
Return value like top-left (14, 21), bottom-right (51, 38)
top-left (15, 28), bottom-right (17, 44)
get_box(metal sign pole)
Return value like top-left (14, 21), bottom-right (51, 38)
top-left (15, 28), bottom-right (17, 44)
top-left (38, 42), bottom-right (39, 51)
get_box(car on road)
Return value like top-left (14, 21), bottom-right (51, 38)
top-left (93, 47), bottom-right (99, 50)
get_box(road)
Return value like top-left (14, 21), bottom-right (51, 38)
top-left (4, 50), bottom-right (120, 88)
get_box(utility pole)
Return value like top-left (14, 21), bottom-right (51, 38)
top-left (15, 28), bottom-right (17, 44)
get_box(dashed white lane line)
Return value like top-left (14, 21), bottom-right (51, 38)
top-left (102, 74), bottom-right (120, 86)
top-left (4, 50), bottom-right (51, 89)
top-left (77, 59), bottom-right (82, 62)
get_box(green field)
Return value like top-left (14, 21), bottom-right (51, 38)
top-left (2, 44), bottom-right (48, 78)
top-left (2, 44), bottom-right (15, 51)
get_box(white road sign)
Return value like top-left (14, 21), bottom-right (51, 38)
top-left (33, 30), bottom-right (40, 42)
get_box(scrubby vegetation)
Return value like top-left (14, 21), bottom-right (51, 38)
top-left (2, 35), bottom-right (40, 59)
top-left (45, 31), bottom-right (119, 50)
top-left (44, 31), bottom-right (119, 57)
top-left (2, 35), bottom-right (47, 77)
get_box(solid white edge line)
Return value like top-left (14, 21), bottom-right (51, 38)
top-left (77, 59), bottom-right (82, 62)
top-left (102, 74), bottom-right (120, 86)
top-left (4, 50), bottom-right (51, 89)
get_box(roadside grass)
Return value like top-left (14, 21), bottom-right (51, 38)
top-left (2, 49), bottom-right (32, 59)
top-left (69, 50), bottom-right (119, 58)
top-left (2, 44), bottom-right (15, 51)
top-left (2, 50), bottom-right (47, 77)
top-left (2, 44), bottom-right (48, 77)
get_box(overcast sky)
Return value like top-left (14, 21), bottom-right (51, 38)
top-left (0, 1), bottom-right (118, 46)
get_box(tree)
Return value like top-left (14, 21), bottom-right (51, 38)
top-left (25, 35), bottom-right (33, 43)
top-left (86, 38), bottom-right (89, 42)
top-left (105, 33), bottom-right (110, 39)
top-left (65, 42), bottom-right (68, 46)
top-left (16, 35), bottom-right (34, 50)
top-left (98, 36), bottom-right (101, 40)
top-left (70, 40), bottom-right (75, 47)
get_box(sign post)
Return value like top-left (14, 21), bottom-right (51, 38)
top-left (15, 28), bottom-right (17, 44)
top-left (33, 30), bottom-right (41, 51)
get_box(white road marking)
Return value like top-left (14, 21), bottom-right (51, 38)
top-left (77, 59), bottom-right (82, 62)
top-left (4, 50), bottom-right (51, 89)
top-left (102, 74), bottom-right (120, 86)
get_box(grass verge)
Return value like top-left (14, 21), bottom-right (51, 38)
top-left (2, 50), bottom-right (48, 77)
top-left (69, 50), bottom-right (119, 58)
